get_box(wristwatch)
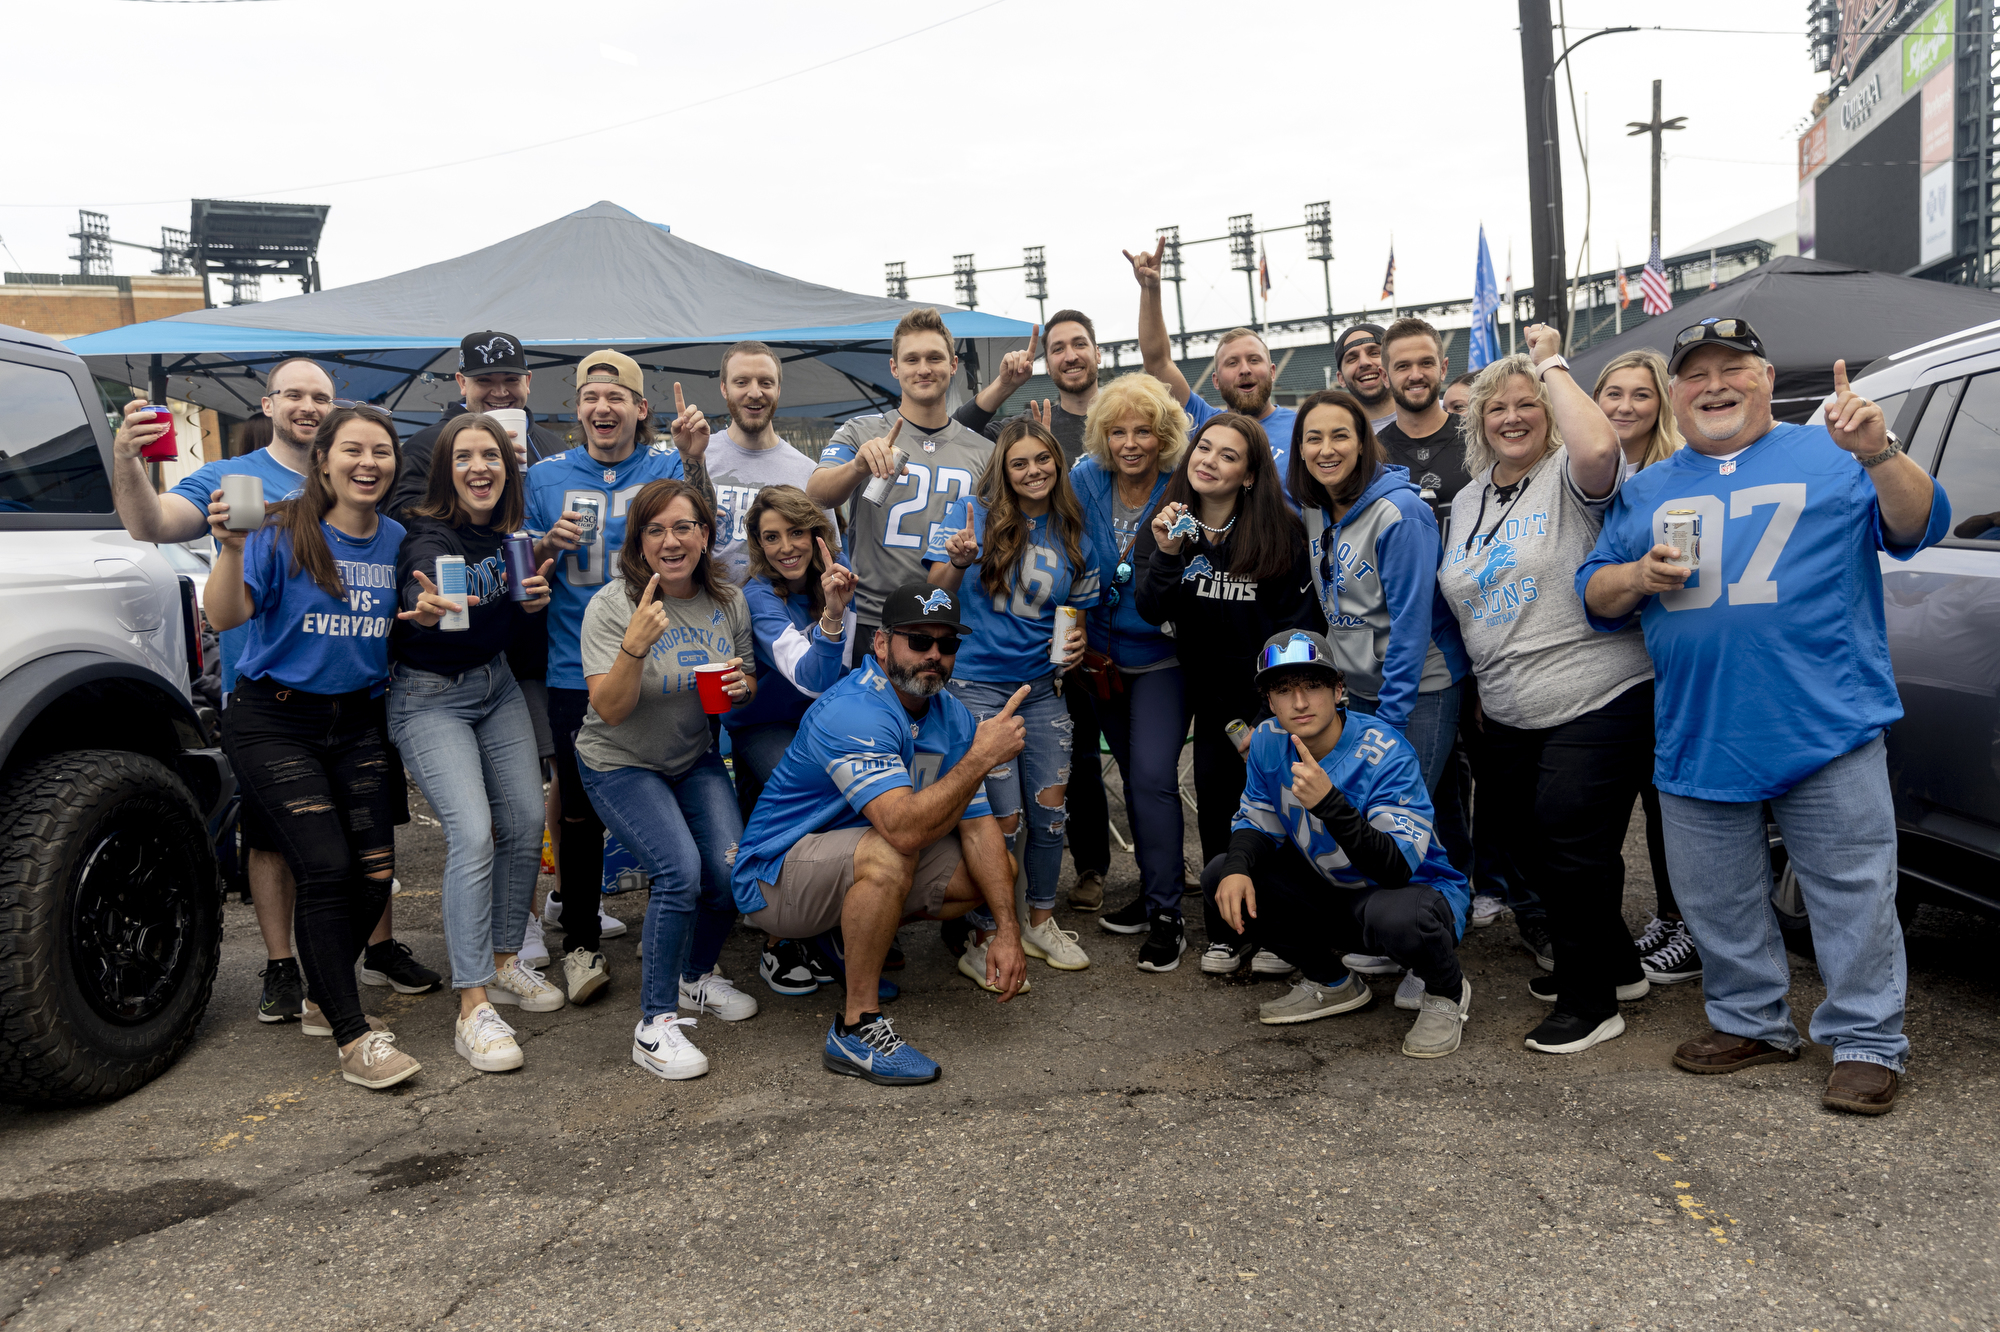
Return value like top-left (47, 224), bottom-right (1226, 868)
top-left (1533, 354), bottom-right (1571, 381)
top-left (1858, 430), bottom-right (1904, 469)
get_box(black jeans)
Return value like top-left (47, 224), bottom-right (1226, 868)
top-left (1479, 680), bottom-right (1654, 1019)
top-left (1640, 784), bottom-right (1678, 918)
top-left (222, 678), bottom-right (397, 1046)
top-left (1063, 683), bottom-right (1111, 880)
top-left (1200, 847), bottom-right (1464, 996)
top-left (548, 685), bottom-right (604, 956)
top-left (1189, 682), bottom-right (1256, 866)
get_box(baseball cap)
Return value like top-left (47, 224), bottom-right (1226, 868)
top-left (880, 580), bottom-right (971, 633)
top-left (458, 331), bottom-right (530, 378)
top-left (1334, 323), bottom-right (1386, 367)
top-left (575, 349), bottom-right (646, 395)
top-left (1667, 317), bottom-right (1767, 374)
top-left (1253, 630), bottom-right (1344, 692)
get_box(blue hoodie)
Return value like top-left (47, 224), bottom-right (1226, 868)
top-left (1070, 455), bottom-right (1177, 671)
top-left (1302, 463), bottom-right (1467, 730)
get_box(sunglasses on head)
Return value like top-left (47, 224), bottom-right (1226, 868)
top-left (1675, 319), bottom-right (1760, 348)
top-left (893, 629), bottom-right (962, 656)
top-left (1258, 633), bottom-right (1326, 672)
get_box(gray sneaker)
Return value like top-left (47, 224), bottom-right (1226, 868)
top-left (1402, 979), bottom-right (1471, 1058)
top-left (1258, 973), bottom-right (1374, 1025)
top-left (1068, 871), bottom-right (1106, 913)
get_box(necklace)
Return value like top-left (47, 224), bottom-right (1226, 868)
top-left (1196, 514), bottom-right (1236, 538)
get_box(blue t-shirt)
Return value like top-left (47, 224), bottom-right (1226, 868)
top-left (1232, 711), bottom-right (1470, 933)
top-left (523, 444), bottom-right (687, 690)
top-left (169, 447), bottom-right (309, 695)
top-left (732, 657), bottom-right (992, 912)
top-left (725, 569), bottom-right (850, 732)
top-left (230, 516), bottom-right (405, 696)
top-left (1185, 393), bottom-right (1296, 497)
top-left (921, 498), bottom-right (1101, 684)
top-left (1575, 421), bottom-right (1951, 801)
top-left (1071, 457), bottom-right (1177, 670)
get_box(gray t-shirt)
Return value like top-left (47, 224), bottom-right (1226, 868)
top-left (1437, 445), bottom-right (1652, 730)
top-left (820, 411), bottom-right (994, 625)
top-left (706, 430), bottom-right (835, 586)
top-left (575, 579), bottom-right (755, 777)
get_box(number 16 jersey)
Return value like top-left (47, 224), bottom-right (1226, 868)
top-left (1576, 421), bottom-right (1950, 802)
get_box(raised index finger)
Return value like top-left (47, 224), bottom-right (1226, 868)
top-left (1028, 324), bottom-right (1041, 362)
top-left (640, 572), bottom-right (660, 605)
top-left (997, 683), bottom-right (1031, 719)
top-left (673, 381), bottom-right (687, 415)
top-left (1293, 733), bottom-right (1312, 763)
top-left (1152, 236), bottom-right (1166, 263)
top-left (881, 418), bottom-right (903, 450)
top-left (1833, 359), bottom-right (1850, 396)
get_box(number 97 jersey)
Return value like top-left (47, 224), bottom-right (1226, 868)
top-left (820, 413), bottom-right (992, 628)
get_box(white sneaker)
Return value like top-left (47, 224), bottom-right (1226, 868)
top-left (1342, 952), bottom-right (1404, 976)
top-left (487, 956), bottom-right (566, 1012)
top-left (1394, 971), bottom-right (1426, 1010)
top-left (956, 935), bottom-right (1031, 994)
top-left (454, 1002), bottom-right (523, 1073)
top-left (1021, 917), bottom-right (1091, 970)
top-left (679, 969), bottom-right (760, 1021)
top-left (563, 948), bottom-right (609, 1005)
top-left (1470, 894), bottom-right (1507, 928)
top-left (598, 905), bottom-right (628, 938)
top-left (1250, 949), bottom-right (1294, 976)
top-left (518, 914), bottom-right (550, 968)
top-left (632, 1014), bottom-right (708, 1080)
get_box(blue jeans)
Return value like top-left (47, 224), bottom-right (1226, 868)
top-left (388, 659), bottom-right (543, 991)
top-left (1353, 682), bottom-right (1461, 795)
top-left (578, 751), bottom-right (742, 1019)
top-left (1659, 735), bottom-right (1907, 1072)
top-left (1095, 666), bottom-right (1188, 914)
top-left (950, 675), bottom-right (1071, 911)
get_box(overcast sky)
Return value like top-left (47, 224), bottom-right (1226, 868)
top-left (3, 0), bottom-right (1824, 345)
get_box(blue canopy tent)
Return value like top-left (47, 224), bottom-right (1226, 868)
top-left (67, 200), bottom-right (1031, 427)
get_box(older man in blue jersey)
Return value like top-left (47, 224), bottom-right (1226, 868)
top-left (732, 582), bottom-right (1029, 1085)
top-left (1208, 630), bottom-right (1473, 1056)
top-left (1579, 318), bottom-right (1950, 1116)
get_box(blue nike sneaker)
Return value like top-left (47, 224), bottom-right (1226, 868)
top-left (807, 928), bottom-right (899, 1002)
top-left (823, 1014), bottom-right (940, 1086)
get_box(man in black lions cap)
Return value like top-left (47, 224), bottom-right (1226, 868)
top-left (388, 331), bottom-right (562, 518)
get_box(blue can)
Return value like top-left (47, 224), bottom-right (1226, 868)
top-left (503, 532), bottom-right (538, 602)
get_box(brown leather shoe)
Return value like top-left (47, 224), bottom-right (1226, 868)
top-left (1823, 1060), bottom-right (1901, 1115)
top-left (1671, 1029), bottom-right (1801, 1074)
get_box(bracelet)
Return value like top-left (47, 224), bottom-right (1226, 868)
top-left (1857, 432), bottom-right (1904, 469)
top-left (621, 644), bottom-right (646, 660)
top-left (818, 614), bottom-right (844, 637)
top-left (951, 558), bottom-right (974, 570)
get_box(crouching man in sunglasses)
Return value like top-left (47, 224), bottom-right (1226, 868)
top-left (731, 582), bottom-right (1031, 1084)
top-left (1208, 630), bottom-right (1474, 1057)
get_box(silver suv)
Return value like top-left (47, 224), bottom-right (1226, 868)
top-left (0, 321), bottom-right (232, 1104)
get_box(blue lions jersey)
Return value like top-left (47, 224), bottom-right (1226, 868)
top-left (922, 497), bottom-right (1101, 683)
top-left (523, 444), bottom-right (686, 689)
top-left (732, 657), bottom-right (993, 912)
top-left (1231, 713), bottom-right (1470, 933)
top-left (1576, 422), bottom-right (1950, 801)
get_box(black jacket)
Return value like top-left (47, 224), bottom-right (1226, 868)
top-left (391, 401), bottom-right (562, 522)
top-left (1133, 520), bottom-right (1325, 710)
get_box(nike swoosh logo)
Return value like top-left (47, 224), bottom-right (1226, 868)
top-left (637, 1037), bottom-right (661, 1053)
top-left (843, 1043), bottom-right (876, 1071)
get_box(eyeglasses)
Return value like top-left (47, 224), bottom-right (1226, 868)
top-left (643, 521), bottom-right (705, 540)
top-left (894, 630), bottom-right (962, 655)
top-left (1674, 318), bottom-right (1762, 350)
top-left (1257, 633), bottom-right (1325, 672)
top-left (1104, 559), bottom-right (1134, 607)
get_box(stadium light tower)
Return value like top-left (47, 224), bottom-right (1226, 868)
top-left (70, 211), bottom-right (112, 277)
top-left (953, 253), bottom-right (978, 310)
top-left (885, 261), bottom-right (908, 300)
top-left (1305, 201), bottom-right (1334, 342)
top-left (1023, 245), bottom-right (1047, 325)
top-left (1157, 224), bottom-right (1188, 358)
top-left (1228, 213), bottom-right (1258, 328)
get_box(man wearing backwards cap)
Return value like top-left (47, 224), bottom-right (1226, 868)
top-left (1334, 323), bottom-right (1397, 433)
top-left (524, 350), bottom-right (715, 1004)
top-left (1207, 630), bottom-right (1472, 1055)
top-left (1579, 317), bottom-right (1950, 1116)
top-left (389, 331), bottom-right (563, 520)
top-left (732, 581), bottom-right (1030, 1085)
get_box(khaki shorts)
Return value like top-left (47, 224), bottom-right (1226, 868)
top-left (746, 827), bottom-right (963, 939)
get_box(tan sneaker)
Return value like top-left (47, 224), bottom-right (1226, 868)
top-left (1067, 872), bottom-right (1105, 912)
top-left (453, 1002), bottom-right (524, 1073)
top-left (563, 948), bottom-right (609, 1005)
top-left (1402, 979), bottom-right (1472, 1059)
top-left (488, 956), bottom-right (566, 1012)
top-left (339, 1030), bottom-right (420, 1089)
top-left (955, 935), bottom-right (1031, 994)
top-left (1021, 916), bottom-right (1091, 970)
top-left (300, 1000), bottom-right (386, 1038)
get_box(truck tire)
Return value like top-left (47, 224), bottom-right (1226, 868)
top-left (0, 750), bottom-right (221, 1105)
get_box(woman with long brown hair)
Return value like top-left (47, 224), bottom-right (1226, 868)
top-left (575, 479), bottom-right (759, 1080)
top-left (206, 404), bottom-right (422, 1091)
top-left (926, 418), bottom-right (1099, 980)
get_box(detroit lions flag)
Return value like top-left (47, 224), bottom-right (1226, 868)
top-left (1470, 226), bottom-right (1500, 371)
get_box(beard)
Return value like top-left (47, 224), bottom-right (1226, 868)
top-left (887, 660), bottom-right (947, 697)
top-left (1219, 378), bottom-right (1273, 417)
top-left (1390, 377), bottom-right (1438, 415)
top-left (1344, 376), bottom-right (1389, 408)
top-left (1687, 400), bottom-right (1749, 442)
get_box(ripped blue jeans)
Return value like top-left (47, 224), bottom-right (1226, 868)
top-left (949, 674), bottom-right (1072, 911)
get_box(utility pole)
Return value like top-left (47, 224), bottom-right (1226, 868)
top-left (1518, 0), bottom-right (1566, 334)
top-left (1626, 80), bottom-right (1686, 257)
top-left (1228, 214), bottom-right (1258, 329)
top-left (1305, 201), bottom-right (1334, 342)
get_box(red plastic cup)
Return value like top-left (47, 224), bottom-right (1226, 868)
top-left (694, 662), bottom-right (734, 714)
top-left (139, 404), bottom-right (178, 461)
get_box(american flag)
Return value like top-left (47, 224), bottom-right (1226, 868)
top-left (1380, 246), bottom-right (1396, 302)
top-left (1258, 242), bottom-right (1271, 303)
top-left (1639, 237), bottom-right (1673, 316)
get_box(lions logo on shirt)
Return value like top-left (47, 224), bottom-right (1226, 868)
top-left (1182, 555), bottom-right (1215, 584)
top-left (1474, 541), bottom-right (1518, 593)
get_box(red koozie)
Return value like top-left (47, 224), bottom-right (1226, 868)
top-left (694, 663), bottom-right (734, 714)
top-left (139, 404), bottom-right (178, 461)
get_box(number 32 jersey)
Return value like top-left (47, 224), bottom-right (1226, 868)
top-left (525, 444), bottom-right (687, 689)
top-left (820, 413), bottom-right (992, 627)
top-left (1576, 422), bottom-right (1951, 802)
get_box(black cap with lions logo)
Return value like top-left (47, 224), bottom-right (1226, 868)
top-left (881, 580), bottom-right (971, 633)
top-left (458, 330), bottom-right (531, 378)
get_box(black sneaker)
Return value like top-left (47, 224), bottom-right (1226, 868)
top-left (357, 939), bottom-right (443, 994)
top-left (939, 916), bottom-right (973, 958)
top-left (1099, 896), bottom-right (1150, 935)
top-left (1523, 1009), bottom-right (1625, 1054)
top-left (1517, 919), bottom-right (1554, 972)
top-left (1137, 911), bottom-right (1187, 973)
top-left (759, 939), bottom-right (821, 997)
top-left (257, 958), bottom-right (304, 1023)
top-left (1639, 918), bottom-right (1703, 985)
top-left (1528, 972), bottom-right (1650, 1003)
top-left (808, 928), bottom-right (898, 1002)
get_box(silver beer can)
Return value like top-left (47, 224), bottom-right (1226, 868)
top-left (1661, 510), bottom-right (1700, 570)
top-left (1049, 604), bottom-right (1081, 665)
top-left (571, 495), bottom-right (602, 541)
top-left (862, 447), bottom-right (909, 507)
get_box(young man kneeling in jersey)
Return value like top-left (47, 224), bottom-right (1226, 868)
top-left (1208, 631), bottom-right (1474, 1056)
top-left (731, 582), bottom-right (1030, 1084)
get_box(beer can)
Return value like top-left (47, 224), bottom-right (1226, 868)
top-left (138, 404), bottom-right (178, 461)
top-left (435, 555), bottom-right (471, 631)
top-left (1225, 718), bottom-right (1252, 748)
top-left (861, 447), bottom-right (909, 506)
top-left (571, 495), bottom-right (602, 541)
top-left (1049, 604), bottom-right (1081, 665)
top-left (503, 532), bottom-right (537, 602)
top-left (219, 473), bottom-right (266, 531)
top-left (1661, 510), bottom-right (1700, 570)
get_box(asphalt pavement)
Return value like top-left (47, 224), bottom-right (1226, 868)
top-left (0, 782), bottom-right (1995, 1331)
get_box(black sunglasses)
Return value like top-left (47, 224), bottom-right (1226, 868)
top-left (1675, 319), bottom-right (1761, 348)
top-left (893, 629), bottom-right (962, 655)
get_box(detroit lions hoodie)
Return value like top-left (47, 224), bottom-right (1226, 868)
top-left (1302, 464), bottom-right (1468, 730)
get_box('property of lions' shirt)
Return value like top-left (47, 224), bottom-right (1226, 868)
top-left (1575, 421), bottom-right (1950, 801)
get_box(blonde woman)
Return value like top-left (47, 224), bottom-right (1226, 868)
top-left (1437, 327), bottom-right (1653, 1056)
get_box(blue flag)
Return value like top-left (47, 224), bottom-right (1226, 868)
top-left (1470, 225), bottom-right (1500, 370)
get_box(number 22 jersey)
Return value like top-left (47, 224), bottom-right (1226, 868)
top-left (1576, 421), bottom-right (1950, 802)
